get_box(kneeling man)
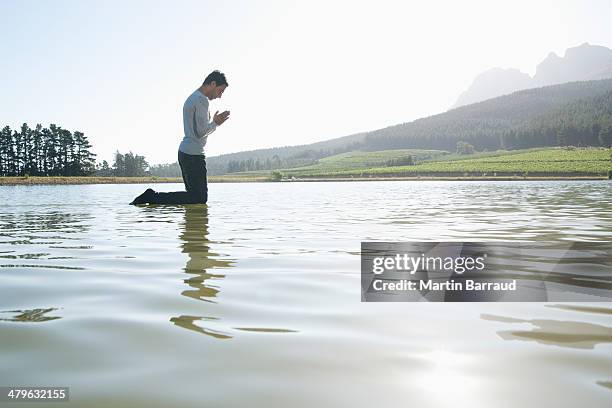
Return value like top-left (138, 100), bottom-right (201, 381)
top-left (130, 70), bottom-right (230, 205)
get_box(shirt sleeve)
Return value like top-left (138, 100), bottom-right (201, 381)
top-left (194, 97), bottom-right (217, 139)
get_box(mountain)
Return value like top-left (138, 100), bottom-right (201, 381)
top-left (453, 68), bottom-right (531, 108)
top-left (452, 43), bottom-right (612, 108)
top-left (196, 79), bottom-right (612, 175)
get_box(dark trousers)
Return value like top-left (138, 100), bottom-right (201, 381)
top-left (151, 151), bottom-right (208, 204)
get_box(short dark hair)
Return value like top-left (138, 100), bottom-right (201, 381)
top-left (203, 70), bottom-right (228, 87)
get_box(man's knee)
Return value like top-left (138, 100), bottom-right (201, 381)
top-left (190, 190), bottom-right (207, 204)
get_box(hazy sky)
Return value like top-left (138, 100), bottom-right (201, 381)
top-left (2, 0), bottom-right (612, 164)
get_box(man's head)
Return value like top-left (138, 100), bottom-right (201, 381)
top-left (201, 70), bottom-right (228, 100)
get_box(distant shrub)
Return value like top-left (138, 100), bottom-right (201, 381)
top-left (385, 155), bottom-right (414, 167)
top-left (271, 171), bottom-right (283, 181)
top-left (456, 141), bottom-right (475, 155)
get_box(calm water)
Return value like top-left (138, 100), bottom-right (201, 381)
top-left (0, 180), bottom-right (611, 408)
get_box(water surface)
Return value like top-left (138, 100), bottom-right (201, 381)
top-left (0, 181), bottom-right (611, 407)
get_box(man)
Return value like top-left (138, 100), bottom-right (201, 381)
top-left (130, 70), bottom-right (230, 205)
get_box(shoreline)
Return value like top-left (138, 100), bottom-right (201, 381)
top-left (0, 175), bottom-right (608, 185)
top-left (277, 175), bottom-right (609, 182)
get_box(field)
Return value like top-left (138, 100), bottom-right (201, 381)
top-left (280, 149), bottom-right (447, 174)
top-left (266, 147), bottom-right (611, 179)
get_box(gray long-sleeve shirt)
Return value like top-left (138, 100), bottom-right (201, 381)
top-left (178, 89), bottom-right (217, 155)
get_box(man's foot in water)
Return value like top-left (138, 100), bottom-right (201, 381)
top-left (129, 188), bottom-right (155, 205)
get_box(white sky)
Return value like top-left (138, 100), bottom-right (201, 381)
top-left (2, 0), bottom-right (612, 164)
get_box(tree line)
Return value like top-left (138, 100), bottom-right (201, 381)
top-left (95, 151), bottom-right (149, 177)
top-left (226, 154), bottom-right (319, 173)
top-left (0, 123), bottom-right (151, 177)
top-left (0, 123), bottom-right (96, 176)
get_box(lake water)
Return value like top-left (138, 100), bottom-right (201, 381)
top-left (0, 180), bottom-right (611, 408)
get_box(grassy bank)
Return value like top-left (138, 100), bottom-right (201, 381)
top-left (0, 175), bottom-right (269, 185)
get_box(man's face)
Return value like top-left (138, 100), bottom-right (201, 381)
top-left (210, 83), bottom-right (227, 99)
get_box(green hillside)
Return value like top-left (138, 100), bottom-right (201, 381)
top-left (278, 149), bottom-right (446, 174)
top-left (264, 147), bottom-right (611, 178)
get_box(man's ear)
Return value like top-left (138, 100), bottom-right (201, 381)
top-left (210, 81), bottom-right (217, 88)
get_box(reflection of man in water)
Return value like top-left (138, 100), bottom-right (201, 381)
top-left (170, 206), bottom-right (234, 339)
top-left (179, 206), bottom-right (231, 301)
top-left (130, 70), bottom-right (230, 205)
